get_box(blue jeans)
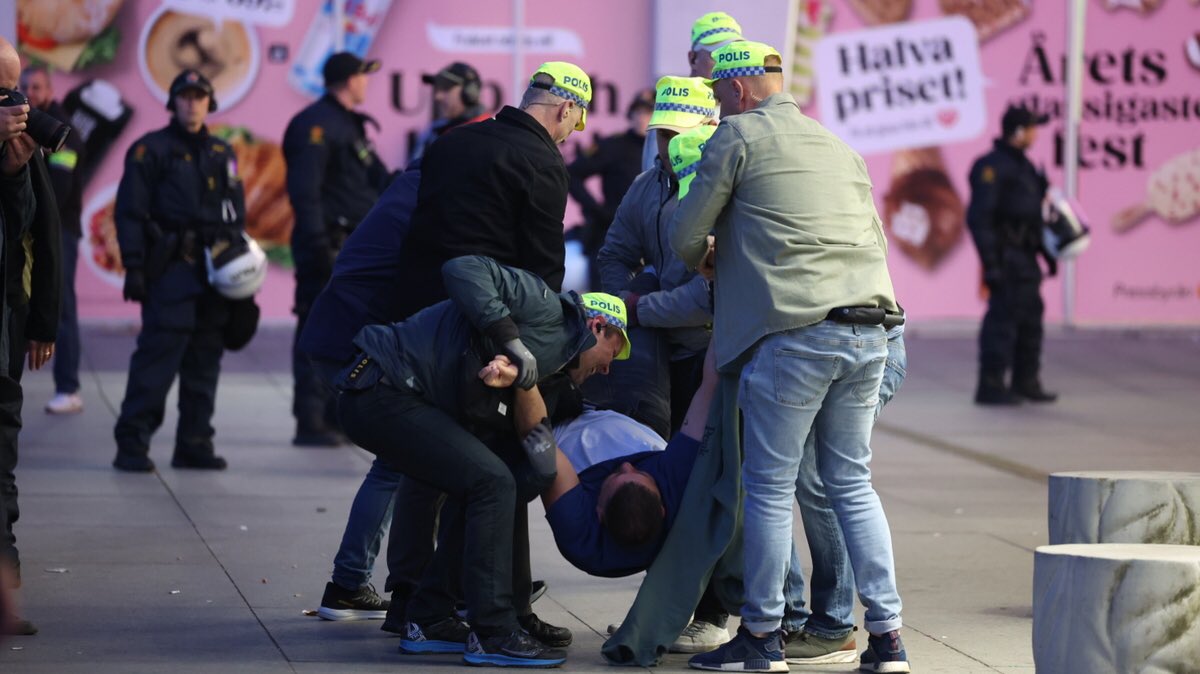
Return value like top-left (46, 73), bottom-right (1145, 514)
top-left (331, 458), bottom-right (401, 591)
top-left (53, 231), bottom-right (81, 394)
top-left (739, 321), bottom-right (902, 636)
top-left (789, 326), bottom-right (907, 638)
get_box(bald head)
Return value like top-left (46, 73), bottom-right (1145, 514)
top-left (0, 36), bottom-right (20, 90)
top-left (714, 54), bottom-right (784, 117)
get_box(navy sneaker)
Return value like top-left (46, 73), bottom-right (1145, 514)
top-left (859, 630), bottom-right (910, 673)
top-left (463, 630), bottom-right (566, 668)
top-left (400, 616), bottom-right (471, 654)
top-left (688, 625), bottom-right (787, 672)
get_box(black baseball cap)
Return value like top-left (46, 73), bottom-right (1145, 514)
top-left (421, 62), bottom-right (480, 90)
top-left (168, 69), bottom-right (217, 110)
top-left (323, 52), bottom-right (381, 87)
top-left (626, 87), bottom-right (656, 116)
top-left (1001, 105), bottom-right (1049, 137)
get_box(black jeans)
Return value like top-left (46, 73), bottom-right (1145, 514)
top-left (0, 304), bottom-right (28, 574)
top-left (338, 379), bottom-right (519, 636)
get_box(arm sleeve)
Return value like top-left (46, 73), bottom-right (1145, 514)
top-left (284, 120), bottom-right (331, 273)
top-left (594, 188), bottom-right (645, 294)
top-left (567, 143), bottom-right (604, 219)
top-left (966, 160), bottom-right (1003, 272)
top-left (670, 124), bottom-right (744, 269)
top-left (441, 255), bottom-right (557, 337)
top-left (635, 274), bottom-right (713, 329)
top-left (516, 165), bottom-right (568, 292)
top-left (25, 154), bottom-right (62, 342)
top-left (113, 140), bottom-right (158, 270)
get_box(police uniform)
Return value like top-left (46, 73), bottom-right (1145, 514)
top-left (112, 70), bottom-right (245, 471)
top-left (283, 52), bottom-right (390, 445)
top-left (966, 107), bottom-right (1057, 404)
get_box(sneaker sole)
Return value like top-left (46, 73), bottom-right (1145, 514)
top-left (400, 639), bottom-right (465, 654)
top-left (671, 641), bottom-right (728, 653)
top-left (788, 649), bottom-right (857, 664)
top-left (317, 607), bottom-right (387, 621)
top-left (463, 653), bottom-right (566, 668)
top-left (861, 663), bottom-right (910, 674)
top-left (688, 660), bottom-right (788, 672)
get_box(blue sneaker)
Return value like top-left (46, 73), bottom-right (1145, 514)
top-left (688, 625), bottom-right (788, 672)
top-left (399, 616), bottom-right (470, 654)
top-left (859, 630), bottom-right (910, 673)
top-left (463, 630), bottom-right (566, 668)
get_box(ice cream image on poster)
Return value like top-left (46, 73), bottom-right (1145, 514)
top-left (289, 0), bottom-right (395, 99)
top-left (882, 147), bottom-right (964, 269)
top-left (138, 5), bottom-right (260, 111)
top-left (1112, 148), bottom-right (1200, 233)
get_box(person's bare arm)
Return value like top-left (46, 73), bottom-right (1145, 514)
top-left (678, 339), bottom-right (718, 442)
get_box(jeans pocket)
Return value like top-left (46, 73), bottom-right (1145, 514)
top-left (773, 348), bottom-right (838, 408)
top-left (852, 356), bottom-right (887, 406)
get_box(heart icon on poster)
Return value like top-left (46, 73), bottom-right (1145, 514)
top-left (937, 109), bottom-right (958, 127)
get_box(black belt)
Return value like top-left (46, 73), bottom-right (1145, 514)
top-left (826, 306), bottom-right (905, 328)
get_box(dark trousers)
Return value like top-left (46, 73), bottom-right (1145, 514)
top-left (52, 231), bottom-right (81, 394)
top-left (338, 380), bottom-right (519, 636)
top-left (668, 349), bottom-right (706, 437)
top-left (113, 295), bottom-right (225, 458)
top-left (0, 305), bottom-right (28, 573)
top-left (293, 274), bottom-right (338, 434)
top-left (980, 279), bottom-right (1044, 384)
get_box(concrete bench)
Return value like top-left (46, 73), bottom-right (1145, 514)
top-left (1033, 543), bottom-right (1200, 674)
top-left (1048, 471), bottom-right (1200, 545)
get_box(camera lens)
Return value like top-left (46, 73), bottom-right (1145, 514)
top-left (25, 109), bottom-right (70, 153)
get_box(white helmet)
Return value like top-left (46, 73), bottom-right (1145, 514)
top-left (205, 233), bottom-right (267, 299)
top-left (1043, 187), bottom-right (1091, 260)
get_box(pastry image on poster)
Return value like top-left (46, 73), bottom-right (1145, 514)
top-left (791, 0), bottom-right (833, 107)
top-left (882, 147), bottom-right (965, 269)
top-left (846, 0), bottom-right (912, 25)
top-left (138, 5), bottom-right (260, 111)
top-left (939, 0), bottom-right (1030, 42)
top-left (212, 127), bottom-right (294, 255)
top-left (16, 0), bottom-right (124, 71)
top-left (1112, 148), bottom-right (1200, 233)
top-left (1098, 0), bottom-right (1163, 14)
top-left (81, 183), bottom-right (124, 288)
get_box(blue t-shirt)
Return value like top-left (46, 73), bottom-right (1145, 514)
top-left (545, 432), bottom-right (702, 578)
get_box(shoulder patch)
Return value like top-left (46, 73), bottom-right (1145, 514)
top-left (980, 165), bottom-right (995, 183)
top-left (133, 144), bottom-right (147, 162)
top-left (212, 143), bottom-right (226, 153)
top-left (309, 126), bottom-right (325, 145)
top-left (581, 142), bottom-right (598, 158)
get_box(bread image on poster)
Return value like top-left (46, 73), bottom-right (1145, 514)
top-left (939, 0), bottom-right (1030, 42)
top-left (16, 0), bottom-right (124, 71)
top-left (883, 147), bottom-right (965, 269)
top-left (213, 127), bottom-right (294, 250)
top-left (1112, 148), bottom-right (1200, 233)
top-left (139, 7), bottom-right (260, 110)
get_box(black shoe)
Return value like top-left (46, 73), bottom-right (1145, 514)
top-left (530, 580), bottom-right (547, 604)
top-left (974, 386), bottom-right (1023, 406)
top-left (113, 453), bottom-right (156, 472)
top-left (3, 617), bottom-right (37, 636)
top-left (464, 630), bottom-right (566, 668)
top-left (1013, 380), bottom-right (1058, 403)
top-left (519, 612), bottom-right (572, 647)
top-left (171, 453), bottom-right (228, 470)
top-left (292, 429), bottom-right (345, 447)
top-left (400, 615), bottom-right (471, 654)
top-left (381, 591), bottom-right (406, 634)
top-left (317, 581), bottom-right (389, 621)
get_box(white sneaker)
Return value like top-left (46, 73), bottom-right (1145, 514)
top-left (669, 619), bottom-right (730, 653)
top-left (45, 393), bottom-right (83, 415)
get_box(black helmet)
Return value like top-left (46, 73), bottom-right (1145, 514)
top-left (166, 69), bottom-right (217, 112)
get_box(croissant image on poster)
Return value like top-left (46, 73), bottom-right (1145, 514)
top-left (16, 0), bottom-right (125, 71)
top-left (938, 0), bottom-right (1031, 42)
top-left (214, 127), bottom-right (295, 251)
top-left (139, 5), bottom-right (259, 110)
top-left (882, 147), bottom-right (964, 269)
top-left (1112, 147), bottom-right (1200, 233)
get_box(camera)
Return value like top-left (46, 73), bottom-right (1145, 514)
top-left (0, 88), bottom-right (71, 153)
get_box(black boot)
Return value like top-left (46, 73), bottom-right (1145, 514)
top-left (113, 452), bottom-right (156, 472)
top-left (518, 612), bottom-right (573, 647)
top-left (1013, 379), bottom-right (1058, 403)
top-left (171, 453), bottom-right (228, 470)
top-left (975, 373), bottom-right (1022, 406)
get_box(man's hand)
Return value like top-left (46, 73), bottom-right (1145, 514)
top-left (123, 268), bottom-right (147, 302)
top-left (27, 341), bottom-right (54, 371)
top-left (502, 338), bottom-right (538, 390)
top-left (1, 132), bottom-right (36, 177)
top-left (478, 355), bottom-right (518, 388)
top-left (698, 235), bottom-right (716, 281)
top-left (0, 104), bottom-right (28, 142)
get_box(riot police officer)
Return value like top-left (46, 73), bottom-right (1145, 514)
top-left (112, 70), bottom-right (246, 471)
top-left (967, 105), bottom-right (1058, 405)
top-left (283, 52), bottom-right (390, 447)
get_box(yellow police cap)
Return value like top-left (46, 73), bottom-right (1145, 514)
top-left (691, 12), bottom-right (743, 49)
top-left (530, 61), bottom-right (592, 131)
top-left (708, 41), bottom-right (783, 82)
top-left (580, 293), bottom-right (631, 360)
top-left (647, 76), bottom-right (716, 134)
top-left (669, 125), bottom-right (717, 201)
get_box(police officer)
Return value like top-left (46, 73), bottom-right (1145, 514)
top-left (112, 69), bottom-right (245, 472)
top-left (284, 52), bottom-right (390, 447)
top-left (967, 105), bottom-right (1058, 406)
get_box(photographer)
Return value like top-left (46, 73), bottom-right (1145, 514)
top-left (0, 36), bottom-right (63, 637)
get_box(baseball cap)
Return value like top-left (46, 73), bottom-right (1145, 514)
top-left (323, 52), bottom-right (381, 87)
top-left (168, 69), bottom-right (216, 110)
top-left (422, 62), bottom-right (480, 90)
top-left (1001, 105), bottom-right (1049, 137)
top-left (626, 87), bottom-right (656, 117)
top-left (670, 125), bottom-right (718, 200)
top-left (708, 41), bottom-right (784, 82)
top-left (647, 76), bottom-right (716, 134)
top-left (580, 293), bottom-right (631, 360)
top-left (529, 61), bottom-right (592, 131)
top-left (691, 12), bottom-right (743, 50)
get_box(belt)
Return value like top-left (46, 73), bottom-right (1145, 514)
top-left (826, 306), bottom-right (905, 328)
